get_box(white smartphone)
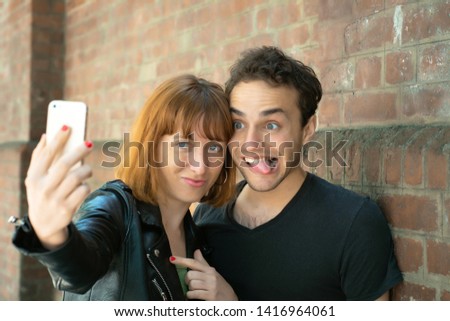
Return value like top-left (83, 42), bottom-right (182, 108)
top-left (46, 100), bottom-right (88, 164)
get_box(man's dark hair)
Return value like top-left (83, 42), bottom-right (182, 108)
top-left (225, 46), bottom-right (322, 126)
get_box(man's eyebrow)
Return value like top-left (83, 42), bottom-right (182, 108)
top-left (230, 107), bottom-right (286, 117)
top-left (260, 108), bottom-right (285, 117)
top-left (230, 107), bottom-right (245, 116)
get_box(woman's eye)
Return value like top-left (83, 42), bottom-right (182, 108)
top-left (208, 144), bottom-right (223, 153)
top-left (176, 141), bottom-right (190, 148)
top-left (233, 121), bottom-right (244, 130)
top-left (266, 122), bottom-right (279, 130)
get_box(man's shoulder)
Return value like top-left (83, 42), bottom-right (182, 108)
top-left (193, 201), bottom-right (229, 226)
top-left (307, 174), bottom-right (379, 214)
top-left (194, 180), bottom-right (246, 226)
top-left (310, 173), bottom-right (361, 197)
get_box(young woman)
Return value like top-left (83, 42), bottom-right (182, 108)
top-left (12, 75), bottom-right (237, 301)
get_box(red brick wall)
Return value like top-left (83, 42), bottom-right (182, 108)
top-left (0, 0), bottom-right (65, 300)
top-left (0, 0), bottom-right (32, 142)
top-left (308, 124), bottom-right (449, 300)
top-left (0, 0), bottom-right (448, 300)
top-left (0, 0), bottom-right (31, 301)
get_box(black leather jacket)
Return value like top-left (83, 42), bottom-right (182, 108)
top-left (12, 180), bottom-right (206, 300)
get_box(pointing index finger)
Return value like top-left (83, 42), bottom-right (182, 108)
top-left (170, 256), bottom-right (209, 272)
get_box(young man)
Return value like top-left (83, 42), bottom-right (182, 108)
top-left (176, 47), bottom-right (402, 301)
top-left (174, 46), bottom-right (403, 300)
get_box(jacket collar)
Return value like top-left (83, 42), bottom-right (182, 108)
top-left (136, 200), bottom-right (164, 227)
top-left (136, 199), bottom-right (193, 230)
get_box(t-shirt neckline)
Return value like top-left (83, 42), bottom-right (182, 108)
top-left (226, 172), bottom-right (313, 233)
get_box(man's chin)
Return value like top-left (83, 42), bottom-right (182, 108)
top-left (240, 171), bottom-right (283, 193)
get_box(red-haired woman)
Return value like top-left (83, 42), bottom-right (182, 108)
top-left (12, 75), bottom-right (237, 301)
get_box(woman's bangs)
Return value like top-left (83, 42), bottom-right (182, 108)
top-left (200, 109), bottom-right (232, 142)
top-left (174, 103), bottom-right (231, 142)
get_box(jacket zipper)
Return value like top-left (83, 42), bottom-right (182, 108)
top-left (151, 279), bottom-right (168, 301)
top-left (146, 253), bottom-right (173, 300)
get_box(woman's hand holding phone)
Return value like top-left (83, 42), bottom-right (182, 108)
top-left (25, 126), bottom-right (93, 250)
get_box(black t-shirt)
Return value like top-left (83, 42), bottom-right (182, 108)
top-left (194, 173), bottom-right (403, 300)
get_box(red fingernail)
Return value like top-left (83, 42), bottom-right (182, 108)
top-left (61, 125), bottom-right (69, 131)
top-left (169, 256), bottom-right (175, 262)
top-left (85, 141), bottom-right (93, 148)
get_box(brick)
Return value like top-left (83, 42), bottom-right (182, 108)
top-left (270, 2), bottom-right (301, 28)
top-left (402, 83), bottom-right (450, 119)
top-left (402, 3), bottom-right (450, 44)
top-left (344, 92), bottom-right (397, 124)
top-left (355, 56), bottom-right (381, 89)
top-left (378, 194), bottom-right (438, 232)
top-left (445, 198), bottom-right (450, 237)
top-left (385, 50), bottom-right (414, 84)
top-left (234, 0), bottom-right (261, 13)
top-left (214, 0), bottom-right (238, 19)
top-left (321, 61), bottom-right (354, 93)
top-left (66, 0), bottom-right (87, 11)
top-left (193, 5), bottom-right (213, 27)
top-left (308, 0), bottom-right (353, 20)
top-left (403, 127), bottom-right (442, 187)
top-left (311, 20), bottom-right (348, 61)
top-left (364, 146), bottom-right (381, 184)
top-left (352, 0), bottom-right (384, 17)
top-left (51, 1), bottom-right (65, 14)
top-left (256, 8), bottom-right (269, 31)
top-left (248, 33), bottom-right (277, 50)
top-left (427, 151), bottom-right (448, 189)
top-left (279, 24), bottom-right (310, 49)
top-left (8, 0), bottom-right (26, 11)
top-left (328, 140), bottom-right (345, 183)
top-left (33, 29), bottom-right (51, 44)
top-left (441, 291), bottom-right (450, 301)
top-left (32, 0), bottom-right (50, 14)
top-left (224, 14), bottom-right (253, 39)
top-left (427, 240), bottom-right (450, 276)
top-left (392, 282), bottom-right (436, 301)
top-left (393, 236), bottom-right (423, 273)
top-left (317, 94), bottom-right (341, 127)
top-left (419, 43), bottom-right (449, 82)
top-left (408, 126), bottom-right (441, 149)
top-left (428, 126), bottom-right (450, 152)
top-left (32, 14), bottom-right (63, 29)
top-left (31, 42), bottom-right (51, 56)
top-left (404, 149), bottom-right (422, 186)
top-left (345, 142), bottom-right (362, 183)
top-left (385, 0), bottom-right (412, 7)
top-left (304, 133), bottom-right (327, 177)
top-left (344, 15), bottom-right (392, 54)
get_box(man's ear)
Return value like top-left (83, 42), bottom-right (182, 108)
top-left (302, 114), bottom-right (317, 143)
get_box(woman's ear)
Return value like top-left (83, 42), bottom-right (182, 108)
top-left (302, 114), bottom-right (317, 143)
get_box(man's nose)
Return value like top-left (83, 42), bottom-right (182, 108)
top-left (243, 127), bottom-right (263, 151)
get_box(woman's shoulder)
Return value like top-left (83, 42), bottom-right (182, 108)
top-left (74, 179), bottom-right (132, 220)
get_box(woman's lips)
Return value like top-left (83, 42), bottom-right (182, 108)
top-left (182, 177), bottom-right (206, 187)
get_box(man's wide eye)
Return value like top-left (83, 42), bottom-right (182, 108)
top-left (266, 122), bottom-right (279, 130)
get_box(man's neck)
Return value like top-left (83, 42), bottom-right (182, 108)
top-left (233, 170), bottom-right (308, 229)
